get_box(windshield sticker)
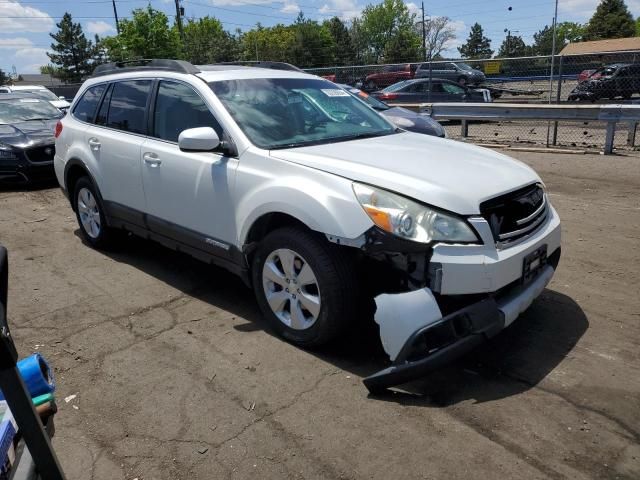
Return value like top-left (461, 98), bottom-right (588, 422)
top-left (321, 89), bottom-right (349, 97)
top-left (287, 93), bottom-right (303, 104)
top-left (19, 99), bottom-right (40, 103)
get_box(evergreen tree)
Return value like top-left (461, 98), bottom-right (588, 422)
top-left (584, 0), bottom-right (635, 40)
top-left (497, 35), bottom-right (531, 57)
top-left (47, 13), bottom-right (95, 82)
top-left (323, 17), bottom-right (355, 66)
top-left (458, 23), bottom-right (493, 59)
top-left (0, 69), bottom-right (8, 85)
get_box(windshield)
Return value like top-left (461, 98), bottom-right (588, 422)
top-left (20, 89), bottom-right (59, 101)
top-left (346, 88), bottom-right (389, 110)
top-left (209, 78), bottom-right (395, 149)
top-left (0, 98), bottom-right (63, 124)
top-left (594, 66), bottom-right (618, 77)
top-left (456, 63), bottom-right (474, 71)
top-left (382, 80), bottom-right (412, 93)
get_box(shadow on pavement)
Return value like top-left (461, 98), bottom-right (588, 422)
top-left (90, 232), bottom-right (588, 407)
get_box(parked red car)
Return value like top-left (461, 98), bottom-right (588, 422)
top-left (363, 64), bottom-right (417, 91)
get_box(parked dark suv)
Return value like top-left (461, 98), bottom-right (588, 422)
top-left (569, 63), bottom-right (640, 101)
top-left (415, 62), bottom-right (486, 86)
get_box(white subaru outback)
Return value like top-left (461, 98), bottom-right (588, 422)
top-left (53, 60), bottom-right (561, 392)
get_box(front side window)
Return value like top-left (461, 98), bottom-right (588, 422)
top-left (73, 84), bottom-right (106, 123)
top-left (153, 81), bottom-right (221, 143)
top-left (106, 80), bottom-right (151, 134)
top-left (209, 78), bottom-right (396, 150)
top-left (442, 83), bottom-right (465, 94)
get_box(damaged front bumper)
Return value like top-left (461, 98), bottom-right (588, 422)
top-left (364, 259), bottom-right (558, 393)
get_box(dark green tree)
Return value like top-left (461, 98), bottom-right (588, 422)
top-left (323, 17), bottom-right (355, 65)
top-left (0, 69), bottom-right (7, 85)
top-left (532, 22), bottom-right (584, 55)
top-left (289, 13), bottom-right (336, 67)
top-left (360, 0), bottom-right (421, 63)
top-left (101, 6), bottom-right (181, 61)
top-left (583, 0), bottom-right (635, 40)
top-left (458, 23), bottom-right (493, 59)
top-left (47, 13), bottom-right (95, 82)
top-left (497, 35), bottom-right (532, 57)
top-left (183, 16), bottom-right (238, 64)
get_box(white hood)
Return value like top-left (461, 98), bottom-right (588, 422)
top-left (270, 132), bottom-right (540, 214)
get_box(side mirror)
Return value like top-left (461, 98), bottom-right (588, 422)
top-left (178, 127), bottom-right (220, 152)
top-left (58, 96), bottom-right (65, 100)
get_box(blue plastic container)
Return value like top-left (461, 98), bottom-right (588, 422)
top-left (0, 354), bottom-right (55, 400)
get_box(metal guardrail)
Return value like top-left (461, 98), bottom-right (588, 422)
top-left (408, 102), bottom-right (640, 154)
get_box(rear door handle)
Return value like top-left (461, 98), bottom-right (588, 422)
top-left (88, 137), bottom-right (101, 150)
top-left (143, 152), bottom-right (161, 167)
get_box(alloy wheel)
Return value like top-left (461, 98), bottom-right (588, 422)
top-left (77, 187), bottom-right (101, 239)
top-left (262, 248), bottom-right (321, 330)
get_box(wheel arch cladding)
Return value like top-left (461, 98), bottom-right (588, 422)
top-left (65, 161), bottom-right (91, 208)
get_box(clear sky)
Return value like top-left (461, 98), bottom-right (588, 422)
top-left (1, 0), bottom-right (639, 74)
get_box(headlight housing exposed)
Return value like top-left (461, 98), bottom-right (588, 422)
top-left (353, 183), bottom-right (479, 244)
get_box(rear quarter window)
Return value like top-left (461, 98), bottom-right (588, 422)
top-left (72, 84), bottom-right (106, 123)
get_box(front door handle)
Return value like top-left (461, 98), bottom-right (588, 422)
top-left (88, 137), bottom-right (101, 150)
top-left (143, 152), bottom-right (161, 167)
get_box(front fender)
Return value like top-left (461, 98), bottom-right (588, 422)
top-left (236, 169), bottom-right (373, 245)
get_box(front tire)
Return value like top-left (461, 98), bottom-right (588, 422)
top-left (251, 227), bottom-right (357, 347)
top-left (73, 177), bottom-right (118, 249)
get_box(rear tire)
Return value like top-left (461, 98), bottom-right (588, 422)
top-left (73, 177), bottom-right (119, 250)
top-left (251, 227), bottom-right (358, 347)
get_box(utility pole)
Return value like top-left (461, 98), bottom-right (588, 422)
top-left (174, 0), bottom-right (184, 41)
top-left (112, 0), bottom-right (120, 35)
top-left (421, 2), bottom-right (427, 61)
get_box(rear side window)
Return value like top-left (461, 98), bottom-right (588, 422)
top-left (106, 80), bottom-right (151, 134)
top-left (73, 84), bottom-right (106, 123)
top-left (152, 81), bottom-right (221, 143)
top-left (95, 84), bottom-right (113, 126)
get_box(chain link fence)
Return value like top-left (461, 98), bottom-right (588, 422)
top-left (306, 50), bottom-right (640, 152)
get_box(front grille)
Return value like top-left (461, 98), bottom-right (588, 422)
top-left (480, 183), bottom-right (548, 247)
top-left (24, 144), bottom-right (55, 163)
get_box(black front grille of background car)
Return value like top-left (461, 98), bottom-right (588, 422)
top-left (480, 183), bottom-right (548, 246)
top-left (24, 144), bottom-right (55, 163)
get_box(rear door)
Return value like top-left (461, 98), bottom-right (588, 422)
top-left (140, 79), bottom-right (239, 251)
top-left (85, 80), bottom-right (151, 219)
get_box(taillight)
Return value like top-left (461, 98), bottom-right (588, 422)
top-left (380, 93), bottom-right (398, 100)
top-left (54, 120), bottom-right (63, 138)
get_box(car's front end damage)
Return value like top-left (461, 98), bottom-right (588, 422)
top-left (342, 182), bottom-right (561, 393)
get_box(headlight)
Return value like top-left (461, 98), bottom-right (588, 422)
top-left (353, 183), bottom-right (479, 243)
top-left (0, 144), bottom-right (18, 161)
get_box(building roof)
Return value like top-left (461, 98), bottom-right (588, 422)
top-left (12, 74), bottom-right (64, 86)
top-left (560, 37), bottom-right (640, 56)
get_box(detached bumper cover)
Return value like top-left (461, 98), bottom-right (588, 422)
top-left (364, 263), bottom-right (556, 393)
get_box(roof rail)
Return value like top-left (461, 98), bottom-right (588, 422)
top-left (92, 59), bottom-right (200, 77)
top-left (219, 61), bottom-right (304, 73)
